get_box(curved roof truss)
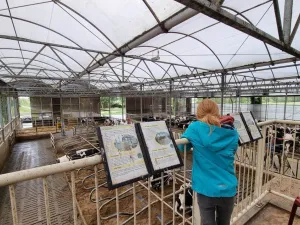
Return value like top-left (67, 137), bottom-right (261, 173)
top-left (0, 0), bottom-right (299, 97)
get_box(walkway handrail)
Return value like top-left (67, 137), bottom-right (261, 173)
top-left (257, 119), bottom-right (300, 126)
top-left (175, 137), bottom-right (189, 145)
top-left (0, 155), bottom-right (102, 187)
top-left (0, 138), bottom-right (190, 187)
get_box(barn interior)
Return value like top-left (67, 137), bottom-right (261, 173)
top-left (0, 0), bottom-right (300, 225)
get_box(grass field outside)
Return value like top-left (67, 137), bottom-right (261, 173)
top-left (19, 97), bottom-right (31, 116)
top-left (101, 108), bottom-right (124, 116)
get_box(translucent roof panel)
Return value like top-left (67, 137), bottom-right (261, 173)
top-left (223, 0), bottom-right (270, 13)
top-left (146, 0), bottom-right (185, 21)
top-left (0, 1), bottom-right (300, 96)
top-left (291, 0), bottom-right (300, 50)
top-left (171, 14), bottom-right (218, 34)
top-left (59, 0), bottom-right (158, 47)
top-left (0, 16), bottom-right (16, 36)
top-left (5, 0), bottom-right (50, 8)
top-left (226, 36), bottom-right (271, 68)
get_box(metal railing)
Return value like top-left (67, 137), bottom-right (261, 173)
top-left (1, 120), bottom-right (300, 225)
top-left (257, 120), bottom-right (300, 202)
top-left (50, 133), bottom-right (55, 149)
top-left (0, 155), bottom-right (102, 225)
top-left (1, 118), bottom-right (20, 141)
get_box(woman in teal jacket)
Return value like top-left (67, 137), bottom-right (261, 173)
top-left (179, 99), bottom-right (239, 225)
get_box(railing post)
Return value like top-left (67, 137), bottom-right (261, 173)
top-left (43, 177), bottom-right (51, 225)
top-left (9, 185), bottom-right (19, 225)
top-left (71, 171), bottom-right (78, 225)
top-left (94, 166), bottom-right (100, 225)
top-left (254, 125), bottom-right (266, 198)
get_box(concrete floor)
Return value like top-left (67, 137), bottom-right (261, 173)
top-left (246, 203), bottom-right (300, 225)
top-left (0, 139), bottom-right (74, 225)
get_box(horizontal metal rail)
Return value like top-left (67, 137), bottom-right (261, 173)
top-left (0, 155), bottom-right (102, 187)
top-left (0, 138), bottom-right (188, 187)
top-left (3, 120), bottom-right (300, 224)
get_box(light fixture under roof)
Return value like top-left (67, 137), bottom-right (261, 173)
top-left (151, 50), bottom-right (160, 61)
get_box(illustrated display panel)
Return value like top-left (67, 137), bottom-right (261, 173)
top-left (232, 113), bottom-right (251, 145)
top-left (97, 125), bottom-right (149, 189)
top-left (242, 111), bottom-right (262, 141)
top-left (139, 121), bottom-right (183, 173)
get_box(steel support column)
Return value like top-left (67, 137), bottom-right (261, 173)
top-left (174, 97), bottom-right (177, 117)
top-left (7, 96), bottom-right (11, 122)
top-left (122, 56), bottom-right (124, 120)
top-left (174, 0), bottom-right (300, 58)
top-left (151, 94), bottom-right (154, 116)
top-left (265, 96), bottom-right (268, 121)
top-left (140, 85), bottom-right (143, 122)
top-left (109, 97), bottom-right (111, 118)
top-left (283, 0), bottom-right (293, 44)
top-left (284, 93), bottom-right (288, 120)
top-left (220, 73), bottom-right (225, 116)
top-left (0, 94), bottom-right (3, 138)
top-left (169, 81), bottom-right (173, 127)
top-left (122, 97), bottom-right (124, 120)
top-left (59, 81), bottom-right (65, 136)
top-left (273, 0), bottom-right (284, 42)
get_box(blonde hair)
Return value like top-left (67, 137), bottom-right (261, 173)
top-left (197, 99), bottom-right (221, 129)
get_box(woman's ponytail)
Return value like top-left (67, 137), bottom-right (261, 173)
top-left (196, 99), bottom-right (221, 134)
top-left (201, 114), bottom-right (221, 127)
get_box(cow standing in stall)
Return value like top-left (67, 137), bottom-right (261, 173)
top-left (175, 183), bottom-right (193, 217)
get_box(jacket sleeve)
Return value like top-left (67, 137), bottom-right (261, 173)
top-left (178, 124), bottom-right (194, 152)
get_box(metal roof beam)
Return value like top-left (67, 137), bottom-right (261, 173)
top-left (0, 74), bottom-right (142, 84)
top-left (273, 0), bottom-right (284, 42)
top-left (82, 7), bottom-right (198, 75)
top-left (0, 59), bottom-right (16, 76)
top-left (144, 57), bottom-right (300, 84)
top-left (0, 35), bottom-right (203, 70)
top-left (174, 74), bottom-right (300, 88)
top-left (283, 0), bottom-right (293, 44)
top-left (210, 0), bottom-right (225, 6)
top-left (17, 45), bottom-right (46, 76)
top-left (290, 14), bottom-right (300, 45)
top-left (174, 0), bottom-right (300, 58)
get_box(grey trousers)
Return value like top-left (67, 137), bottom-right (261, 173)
top-left (197, 193), bottom-right (235, 225)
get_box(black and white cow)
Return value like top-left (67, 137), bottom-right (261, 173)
top-left (56, 148), bottom-right (99, 163)
top-left (150, 171), bottom-right (173, 190)
top-left (175, 183), bottom-right (193, 217)
top-left (265, 125), bottom-right (296, 170)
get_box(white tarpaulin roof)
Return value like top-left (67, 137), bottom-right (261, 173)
top-left (0, 0), bottom-right (299, 96)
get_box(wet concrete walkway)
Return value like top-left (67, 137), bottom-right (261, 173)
top-left (0, 139), bottom-right (74, 225)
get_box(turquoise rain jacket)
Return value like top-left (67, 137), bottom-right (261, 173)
top-left (178, 121), bottom-right (239, 197)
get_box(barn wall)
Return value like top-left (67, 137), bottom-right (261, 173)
top-left (126, 97), bottom-right (167, 114)
top-left (0, 81), bottom-right (19, 172)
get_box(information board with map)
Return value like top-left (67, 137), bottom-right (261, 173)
top-left (97, 124), bottom-right (150, 190)
top-left (138, 121), bottom-right (183, 173)
top-left (242, 111), bottom-right (262, 141)
top-left (97, 121), bottom-right (182, 189)
top-left (232, 113), bottom-right (251, 145)
top-left (232, 111), bottom-right (262, 145)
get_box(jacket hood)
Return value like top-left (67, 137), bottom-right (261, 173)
top-left (194, 121), bottom-right (238, 152)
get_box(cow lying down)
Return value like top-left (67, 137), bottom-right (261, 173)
top-left (56, 148), bottom-right (99, 163)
